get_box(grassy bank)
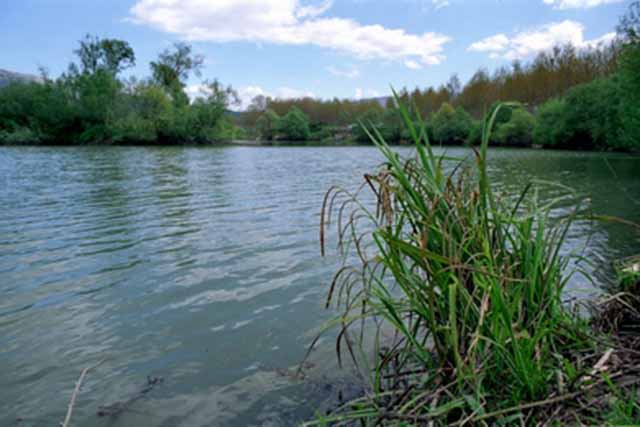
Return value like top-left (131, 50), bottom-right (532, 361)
top-left (309, 94), bottom-right (640, 425)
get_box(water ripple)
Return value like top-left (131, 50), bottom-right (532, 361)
top-left (0, 146), bottom-right (639, 426)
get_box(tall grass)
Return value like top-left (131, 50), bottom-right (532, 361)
top-left (308, 94), bottom-right (603, 425)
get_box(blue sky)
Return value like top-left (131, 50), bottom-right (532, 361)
top-left (0, 0), bottom-right (629, 108)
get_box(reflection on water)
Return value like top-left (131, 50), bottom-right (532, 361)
top-left (0, 146), bottom-right (639, 426)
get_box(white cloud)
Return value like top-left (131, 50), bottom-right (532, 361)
top-left (326, 65), bottom-right (360, 78)
top-left (468, 20), bottom-right (616, 60)
top-left (543, 0), bottom-right (624, 9)
top-left (404, 60), bottom-right (422, 69)
top-left (296, 0), bottom-right (334, 18)
top-left (354, 88), bottom-right (383, 100)
top-left (432, 0), bottom-right (450, 9)
top-left (185, 84), bottom-right (209, 100)
top-left (276, 86), bottom-right (316, 99)
top-left (129, 0), bottom-right (451, 67)
top-left (469, 34), bottom-right (509, 52)
top-left (234, 85), bottom-right (315, 110)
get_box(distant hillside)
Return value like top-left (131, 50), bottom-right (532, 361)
top-left (0, 69), bottom-right (42, 88)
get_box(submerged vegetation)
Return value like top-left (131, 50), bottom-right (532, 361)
top-left (310, 91), bottom-right (640, 425)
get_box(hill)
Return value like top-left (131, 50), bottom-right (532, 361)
top-left (0, 69), bottom-right (42, 88)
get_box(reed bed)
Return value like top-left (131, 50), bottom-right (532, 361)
top-left (306, 95), bottom-right (640, 426)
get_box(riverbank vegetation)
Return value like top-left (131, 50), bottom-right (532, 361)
top-left (248, 34), bottom-right (639, 150)
top-left (1, 3), bottom-right (638, 150)
top-left (246, 3), bottom-right (640, 151)
top-left (0, 37), bottom-right (244, 145)
top-left (309, 92), bottom-right (640, 425)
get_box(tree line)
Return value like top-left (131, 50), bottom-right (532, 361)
top-left (0, 36), bottom-right (243, 144)
top-left (1, 2), bottom-right (638, 150)
top-left (246, 2), bottom-right (639, 151)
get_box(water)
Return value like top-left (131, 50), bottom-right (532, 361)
top-left (1, 146), bottom-right (639, 426)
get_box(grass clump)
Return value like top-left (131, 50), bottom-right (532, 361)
top-left (307, 94), bottom-right (640, 425)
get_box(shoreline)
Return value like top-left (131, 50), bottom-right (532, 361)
top-left (1, 139), bottom-right (639, 153)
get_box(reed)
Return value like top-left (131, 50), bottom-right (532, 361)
top-left (306, 93), bottom-right (635, 425)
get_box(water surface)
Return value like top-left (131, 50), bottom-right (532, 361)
top-left (1, 146), bottom-right (639, 426)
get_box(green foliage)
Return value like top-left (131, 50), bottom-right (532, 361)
top-left (0, 36), bottom-right (235, 145)
top-left (354, 109), bottom-right (382, 142)
top-left (533, 77), bottom-right (629, 151)
top-left (279, 106), bottom-right (311, 141)
top-left (431, 102), bottom-right (473, 144)
top-left (109, 83), bottom-right (172, 143)
top-left (255, 109), bottom-right (281, 141)
top-left (314, 97), bottom-right (597, 425)
top-left (563, 77), bottom-right (622, 149)
top-left (74, 34), bottom-right (135, 76)
top-left (618, 43), bottom-right (640, 150)
top-left (0, 127), bottom-right (41, 144)
top-left (151, 42), bottom-right (204, 105)
top-left (533, 98), bottom-right (569, 147)
top-left (467, 119), bottom-right (483, 146)
top-left (617, 1), bottom-right (640, 42)
top-left (379, 109), bottom-right (405, 142)
top-left (495, 108), bottom-right (536, 146)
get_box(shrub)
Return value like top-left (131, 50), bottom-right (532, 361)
top-left (562, 77), bottom-right (622, 150)
top-left (279, 106), bottom-right (311, 141)
top-left (354, 109), bottom-right (382, 142)
top-left (465, 119), bottom-right (483, 146)
top-left (495, 108), bottom-right (536, 146)
top-left (431, 102), bottom-right (473, 144)
top-left (534, 98), bottom-right (569, 147)
top-left (618, 43), bottom-right (640, 150)
top-left (256, 109), bottom-right (281, 141)
top-left (0, 127), bottom-right (41, 144)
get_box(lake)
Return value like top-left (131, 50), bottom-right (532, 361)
top-left (1, 146), bottom-right (639, 427)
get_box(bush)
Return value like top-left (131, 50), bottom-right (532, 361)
top-left (563, 77), bottom-right (622, 150)
top-left (467, 119), bottom-right (483, 146)
top-left (431, 103), bottom-right (473, 144)
top-left (109, 84), bottom-right (171, 143)
top-left (279, 106), bottom-right (311, 140)
top-left (495, 108), bottom-right (536, 146)
top-left (353, 109), bottom-right (382, 142)
top-left (256, 109), bottom-right (280, 141)
top-left (618, 44), bottom-right (640, 150)
top-left (0, 127), bottom-right (41, 144)
top-left (534, 98), bottom-right (569, 147)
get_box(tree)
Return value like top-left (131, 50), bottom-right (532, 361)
top-left (431, 103), bottom-right (473, 145)
top-left (353, 109), bottom-right (382, 142)
top-left (563, 77), bottom-right (622, 149)
top-left (618, 48), bottom-right (640, 149)
top-left (533, 98), bottom-right (568, 147)
top-left (618, 1), bottom-right (640, 42)
top-left (249, 95), bottom-right (268, 112)
top-left (151, 42), bottom-right (204, 104)
top-left (617, 2), bottom-right (640, 150)
top-left (74, 35), bottom-right (136, 76)
top-left (495, 108), bottom-right (536, 146)
top-left (188, 80), bottom-right (240, 142)
top-left (446, 74), bottom-right (462, 99)
top-left (279, 107), bottom-right (310, 141)
top-left (109, 82), bottom-right (172, 143)
top-left (256, 109), bottom-right (281, 140)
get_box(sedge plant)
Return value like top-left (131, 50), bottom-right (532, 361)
top-left (308, 93), bottom-right (600, 425)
